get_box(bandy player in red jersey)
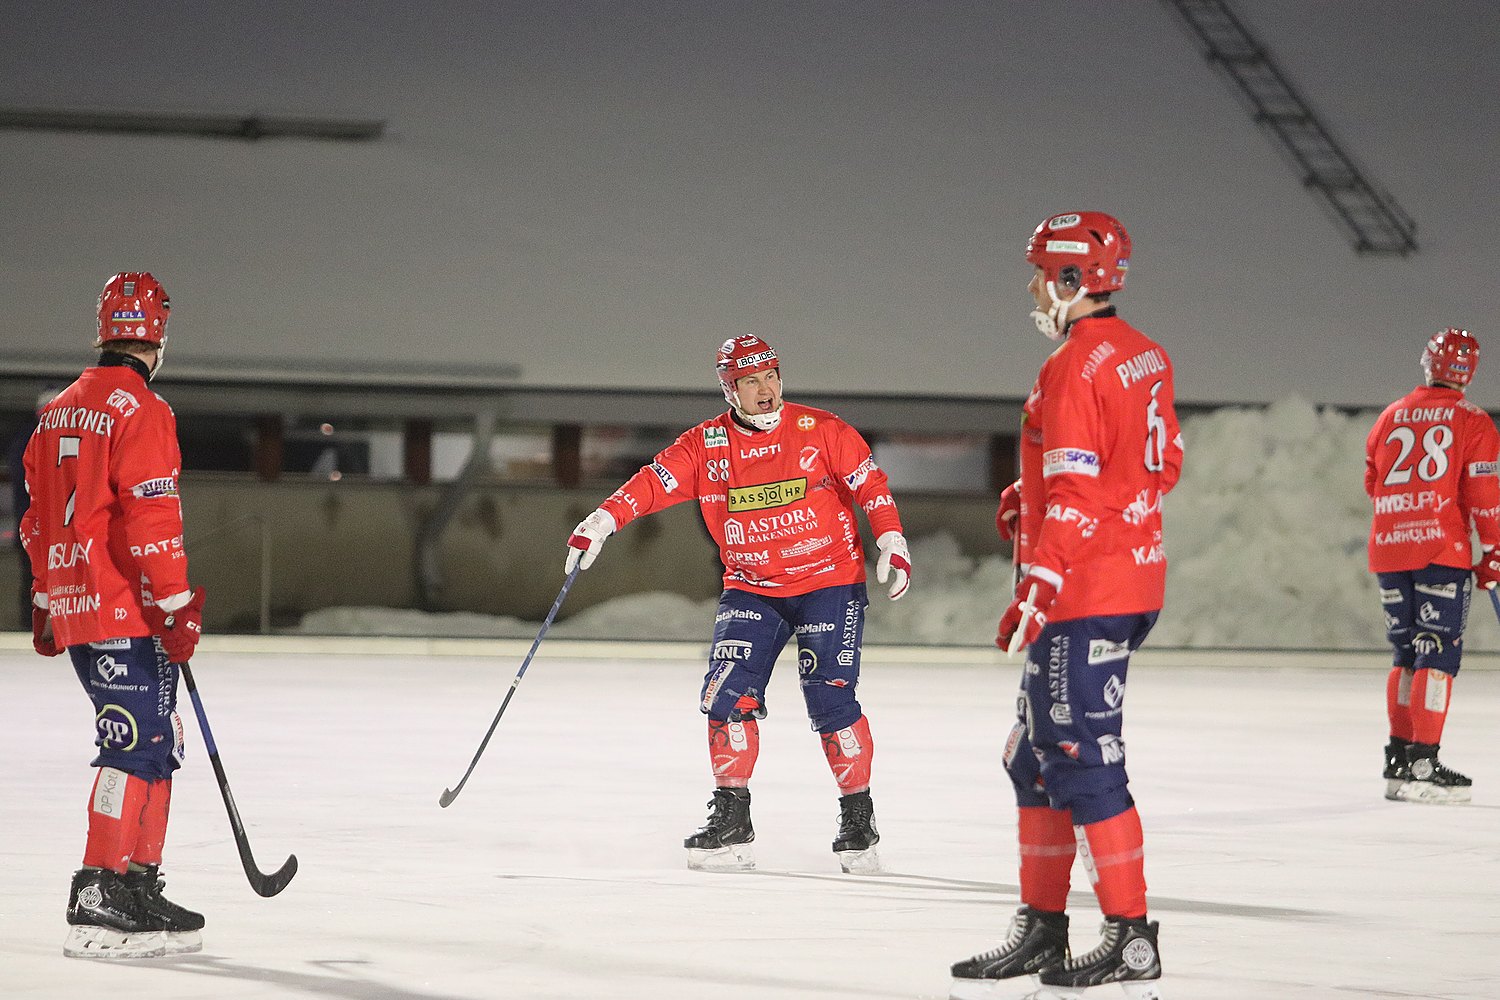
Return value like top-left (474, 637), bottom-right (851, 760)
top-left (952, 213), bottom-right (1182, 1000)
top-left (564, 334), bottom-right (912, 874)
top-left (21, 272), bottom-right (207, 959)
top-left (1366, 327), bottom-right (1499, 805)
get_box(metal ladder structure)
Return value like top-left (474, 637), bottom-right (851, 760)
top-left (1159, 0), bottom-right (1418, 255)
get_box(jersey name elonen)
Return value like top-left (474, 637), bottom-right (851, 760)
top-left (38, 406), bottom-right (116, 436)
top-left (1392, 406), bottom-right (1455, 423)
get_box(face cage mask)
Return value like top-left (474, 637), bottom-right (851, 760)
top-left (723, 376), bottom-right (786, 430)
top-left (1029, 279), bottom-right (1087, 340)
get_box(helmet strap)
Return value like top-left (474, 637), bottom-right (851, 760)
top-left (1030, 281), bottom-right (1086, 340)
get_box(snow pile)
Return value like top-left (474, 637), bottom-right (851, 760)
top-left (300, 397), bottom-right (1396, 649)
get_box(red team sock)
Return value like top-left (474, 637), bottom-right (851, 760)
top-left (708, 718), bottom-right (759, 788)
top-left (1407, 668), bottom-right (1452, 744)
top-left (820, 714), bottom-right (874, 794)
top-left (133, 779), bottom-right (172, 867)
top-left (1387, 667), bottom-right (1414, 740)
top-left (81, 767), bottom-right (149, 874)
top-left (1018, 806), bottom-right (1075, 912)
top-left (1077, 807), bottom-right (1148, 919)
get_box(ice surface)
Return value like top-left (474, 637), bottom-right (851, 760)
top-left (4, 644), bottom-right (1499, 1000)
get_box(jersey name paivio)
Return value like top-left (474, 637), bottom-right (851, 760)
top-left (1365, 384), bottom-right (1500, 572)
top-left (1015, 314), bottom-right (1184, 621)
top-left (21, 365), bottom-right (190, 647)
top-left (599, 402), bottom-right (903, 596)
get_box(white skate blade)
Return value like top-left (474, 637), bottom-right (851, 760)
top-left (1020, 979), bottom-right (1160, 1000)
top-left (836, 844), bottom-right (883, 875)
top-left (63, 924), bottom-right (167, 960)
top-left (686, 842), bottom-right (755, 871)
top-left (1391, 780), bottom-right (1472, 804)
top-left (164, 930), bottom-right (203, 955)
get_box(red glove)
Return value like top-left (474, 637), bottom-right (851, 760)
top-left (997, 572), bottom-right (1059, 654)
top-left (995, 480), bottom-right (1021, 542)
top-left (144, 587), bottom-right (206, 663)
top-left (1477, 549), bottom-right (1500, 590)
top-left (32, 606), bottom-right (62, 657)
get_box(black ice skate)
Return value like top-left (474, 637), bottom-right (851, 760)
top-left (1392, 742), bottom-right (1472, 804)
top-left (64, 868), bottom-right (167, 960)
top-left (685, 787), bottom-right (755, 871)
top-left (832, 790), bottom-right (882, 874)
top-left (949, 905), bottom-right (1069, 999)
top-left (1383, 737), bottom-right (1411, 800)
top-left (124, 864), bottom-right (204, 954)
top-left (1032, 915), bottom-right (1161, 1000)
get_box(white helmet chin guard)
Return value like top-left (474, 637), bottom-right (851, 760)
top-left (1030, 281), bottom-right (1087, 341)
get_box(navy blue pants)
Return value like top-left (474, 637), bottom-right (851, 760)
top-left (68, 636), bottom-right (184, 782)
top-left (1005, 612), bottom-right (1158, 826)
top-left (1376, 564), bottom-right (1471, 675)
top-left (699, 584), bottom-right (867, 733)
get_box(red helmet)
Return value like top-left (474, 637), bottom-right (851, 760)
top-left (1026, 211), bottom-right (1131, 295)
top-left (96, 272), bottom-right (170, 347)
top-left (1421, 327), bottom-right (1479, 387)
top-left (715, 334), bottom-right (779, 397)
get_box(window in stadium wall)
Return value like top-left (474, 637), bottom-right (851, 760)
top-left (580, 426), bottom-right (680, 483)
top-left (872, 433), bottom-right (989, 494)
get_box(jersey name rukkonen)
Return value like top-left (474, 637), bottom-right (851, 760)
top-left (21, 366), bottom-right (189, 646)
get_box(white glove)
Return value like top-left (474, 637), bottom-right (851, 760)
top-left (565, 508), bottom-right (617, 573)
top-left (874, 531), bottom-right (912, 601)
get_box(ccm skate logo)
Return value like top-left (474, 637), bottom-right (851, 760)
top-left (728, 478), bottom-right (807, 512)
top-left (130, 535), bottom-right (183, 558)
top-left (48, 539), bottom-right (94, 569)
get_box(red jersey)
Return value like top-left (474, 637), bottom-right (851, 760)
top-left (1014, 313), bottom-right (1184, 621)
top-left (1364, 384), bottom-right (1500, 572)
top-left (20, 363), bottom-right (191, 647)
top-left (598, 402), bottom-right (904, 596)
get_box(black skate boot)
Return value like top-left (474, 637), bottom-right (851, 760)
top-left (1034, 915), bottom-right (1161, 1000)
top-left (949, 905), bottom-right (1069, 999)
top-left (1383, 737), bottom-right (1411, 800)
top-left (123, 864), bottom-right (204, 954)
top-left (64, 868), bottom-right (167, 960)
top-left (832, 790), bottom-right (882, 874)
top-left (1394, 742), bottom-right (1472, 804)
top-left (685, 787), bottom-right (755, 871)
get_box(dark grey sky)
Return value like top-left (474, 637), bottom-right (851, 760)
top-left (2, 1), bottom-right (1497, 407)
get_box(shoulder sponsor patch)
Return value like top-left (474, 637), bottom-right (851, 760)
top-left (1042, 448), bottom-right (1101, 478)
top-left (1469, 461), bottom-right (1498, 476)
top-left (728, 477), bottom-right (807, 512)
top-left (130, 477), bottom-right (179, 499)
top-left (649, 462), bottom-right (679, 493)
top-left (704, 426), bottom-right (729, 449)
top-left (844, 456), bottom-right (877, 489)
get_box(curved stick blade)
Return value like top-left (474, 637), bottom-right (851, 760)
top-left (249, 854), bottom-right (299, 898)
